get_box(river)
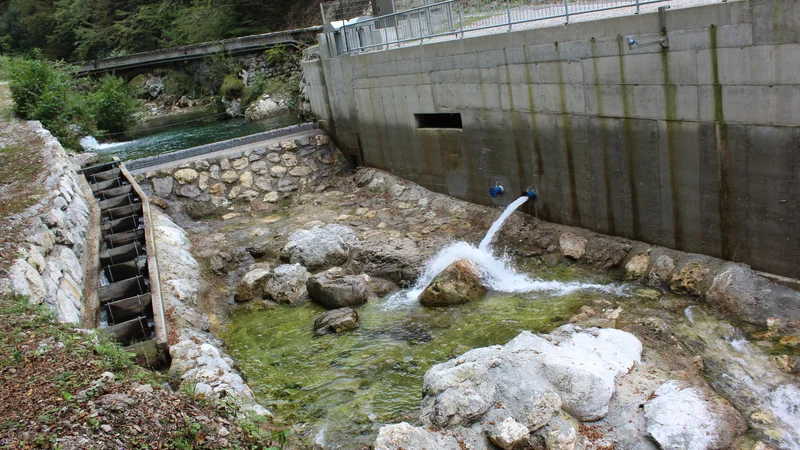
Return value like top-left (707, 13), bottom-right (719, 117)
top-left (85, 113), bottom-right (302, 162)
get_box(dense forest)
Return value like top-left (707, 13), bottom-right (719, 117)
top-left (0, 0), bottom-right (322, 61)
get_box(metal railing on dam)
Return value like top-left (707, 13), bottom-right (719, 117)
top-left (331, 0), bottom-right (711, 55)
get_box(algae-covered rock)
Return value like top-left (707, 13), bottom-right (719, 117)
top-left (419, 259), bottom-right (486, 306)
top-left (314, 307), bottom-right (360, 336)
top-left (234, 265), bottom-right (271, 302)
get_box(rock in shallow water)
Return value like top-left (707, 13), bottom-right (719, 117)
top-left (265, 263), bottom-right (310, 304)
top-left (234, 265), bottom-right (271, 302)
top-left (419, 259), bottom-right (486, 306)
top-left (375, 325), bottom-right (644, 449)
top-left (306, 268), bottom-right (370, 309)
top-left (314, 307), bottom-right (360, 336)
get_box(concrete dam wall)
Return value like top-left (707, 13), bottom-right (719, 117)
top-left (302, 0), bottom-right (800, 279)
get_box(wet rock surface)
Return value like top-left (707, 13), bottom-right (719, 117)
top-left (419, 259), bottom-right (486, 306)
top-left (313, 307), bottom-right (360, 336)
top-left (306, 268), bottom-right (370, 309)
top-left (145, 162), bottom-right (800, 450)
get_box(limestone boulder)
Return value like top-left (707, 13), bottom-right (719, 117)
top-left (419, 259), bottom-right (486, 306)
top-left (559, 233), bottom-right (587, 260)
top-left (669, 261), bottom-right (711, 296)
top-left (420, 325), bottom-right (642, 431)
top-left (644, 380), bottom-right (746, 450)
top-left (373, 423), bottom-right (480, 450)
top-left (314, 307), bottom-right (360, 336)
top-left (307, 268), bottom-right (370, 309)
top-left (234, 266), bottom-right (272, 302)
top-left (487, 417), bottom-right (530, 450)
top-left (264, 264), bottom-right (310, 304)
top-left (706, 264), bottom-right (800, 326)
top-left (625, 251), bottom-right (650, 279)
top-left (282, 224), bottom-right (358, 271)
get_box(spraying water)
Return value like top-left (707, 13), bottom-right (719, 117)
top-left (478, 196), bottom-right (529, 251)
top-left (390, 196), bottom-right (616, 306)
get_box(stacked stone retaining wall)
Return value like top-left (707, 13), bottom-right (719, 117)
top-left (137, 133), bottom-right (347, 211)
top-left (3, 122), bottom-right (93, 324)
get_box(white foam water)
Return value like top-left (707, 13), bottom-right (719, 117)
top-left (387, 196), bottom-right (617, 307)
top-left (80, 136), bottom-right (129, 151)
top-left (478, 196), bottom-right (529, 251)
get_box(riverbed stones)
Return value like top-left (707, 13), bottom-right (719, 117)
top-left (373, 422), bottom-right (467, 450)
top-left (173, 168), bottom-right (198, 184)
top-left (540, 415), bottom-right (577, 450)
top-left (282, 224), bottom-right (358, 271)
top-left (626, 251), bottom-right (650, 279)
top-left (559, 233), bottom-right (587, 260)
top-left (669, 261), bottom-right (710, 296)
top-left (419, 259), bottom-right (486, 306)
top-left (152, 176), bottom-right (173, 197)
top-left (706, 264), bottom-right (800, 325)
top-left (649, 254), bottom-right (675, 285)
top-left (487, 417), bottom-right (530, 449)
top-left (644, 380), bottom-right (746, 450)
top-left (307, 268), bottom-right (370, 308)
top-left (264, 264), bottom-right (310, 304)
top-left (234, 266), bottom-right (272, 302)
top-left (313, 307), bottom-right (360, 336)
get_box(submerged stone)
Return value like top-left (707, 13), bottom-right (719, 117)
top-left (314, 307), bottom-right (360, 336)
top-left (419, 259), bottom-right (486, 306)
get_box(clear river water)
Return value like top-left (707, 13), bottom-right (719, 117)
top-left (83, 113), bottom-right (302, 162)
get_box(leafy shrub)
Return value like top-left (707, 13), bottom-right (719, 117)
top-left (163, 70), bottom-right (204, 98)
top-left (219, 74), bottom-right (244, 99)
top-left (8, 57), bottom-right (141, 149)
top-left (241, 75), bottom-right (268, 109)
top-left (89, 75), bottom-right (141, 134)
top-left (265, 47), bottom-right (297, 67)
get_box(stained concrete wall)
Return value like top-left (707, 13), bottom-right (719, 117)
top-left (302, 0), bottom-right (800, 279)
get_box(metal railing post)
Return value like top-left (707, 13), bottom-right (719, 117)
top-left (343, 23), bottom-right (350, 54)
top-left (459, 0), bottom-right (464, 39)
top-left (635, 0), bottom-right (640, 14)
top-left (506, 0), bottom-right (512, 31)
top-left (447, 0), bottom-right (454, 31)
top-left (425, 1), bottom-right (433, 37)
top-left (417, 10), bottom-right (424, 41)
top-left (564, 0), bottom-right (570, 25)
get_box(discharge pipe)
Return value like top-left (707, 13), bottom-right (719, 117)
top-left (521, 187), bottom-right (538, 200)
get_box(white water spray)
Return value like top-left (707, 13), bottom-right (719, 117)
top-left (390, 196), bottom-right (617, 306)
top-left (478, 196), bottom-right (529, 251)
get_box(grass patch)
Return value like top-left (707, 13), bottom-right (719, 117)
top-left (0, 56), bottom-right (10, 82)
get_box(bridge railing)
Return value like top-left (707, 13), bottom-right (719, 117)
top-left (333, 0), bottom-right (682, 55)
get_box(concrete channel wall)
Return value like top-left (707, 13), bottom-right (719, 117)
top-left (302, 0), bottom-right (800, 279)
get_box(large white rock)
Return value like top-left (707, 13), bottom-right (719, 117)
top-left (8, 259), bottom-right (46, 304)
top-left (644, 380), bottom-right (746, 450)
top-left (283, 224), bottom-right (359, 271)
top-left (374, 422), bottom-right (467, 450)
top-left (420, 324), bottom-right (642, 431)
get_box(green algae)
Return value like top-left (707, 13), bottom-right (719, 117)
top-left (222, 284), bottom-right (603, 447)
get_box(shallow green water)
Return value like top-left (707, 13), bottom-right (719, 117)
top-left (90, 113), bottom-right (302, 161)
top-left (223, 285), bottom-right (612, 448)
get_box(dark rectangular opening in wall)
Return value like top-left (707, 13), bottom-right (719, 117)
top-left (415, 113), bottom-right (462, 129)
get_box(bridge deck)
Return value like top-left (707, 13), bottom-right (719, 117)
top-left (78, 26), bottom-right (322, 75)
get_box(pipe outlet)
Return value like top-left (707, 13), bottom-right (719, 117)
top-left (488, 185), bottom-right (505, 198)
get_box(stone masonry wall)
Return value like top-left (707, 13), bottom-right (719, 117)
top-left (2, 122), bottom-right (92, 324)
top-left (138, 133), bottom-right (347, 212)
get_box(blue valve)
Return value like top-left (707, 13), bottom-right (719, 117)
top-left (488, 185), bottom-right (505, 198)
